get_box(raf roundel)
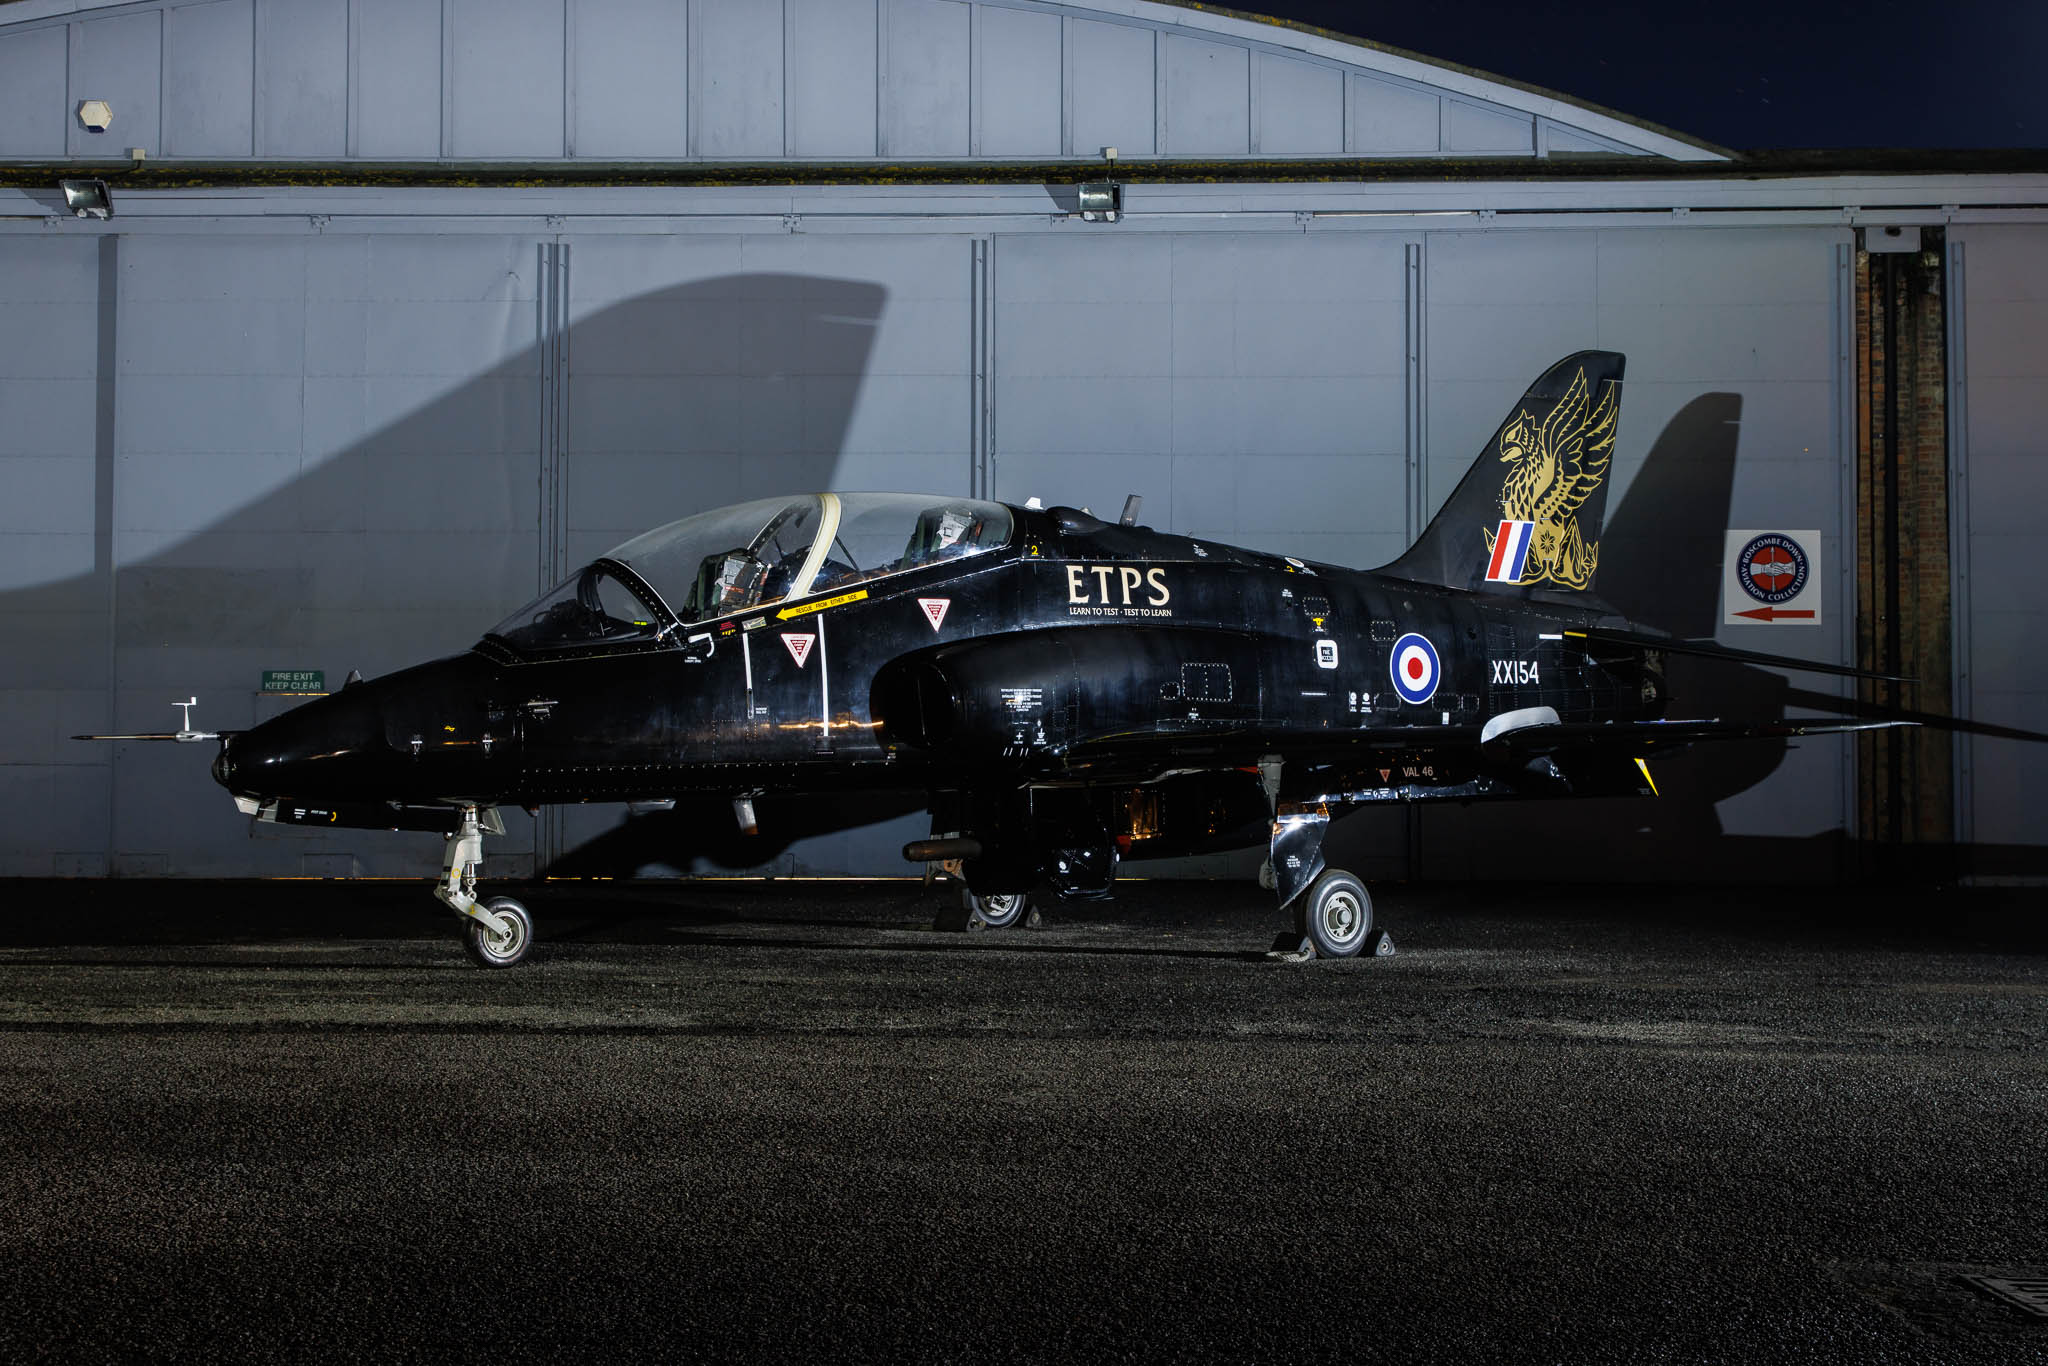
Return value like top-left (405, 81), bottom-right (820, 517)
top-left (1389, 633), bottom-right (1440, 705)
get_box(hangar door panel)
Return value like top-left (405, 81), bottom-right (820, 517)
top-left (105, 234), bottom-right (543, 877)
top-left (1418, 227), bottom-right (1851, 881)
top-left (1957, 225), bottom-right (2048, 853)
top-left (554, 234), bottom-right (970, 876)
top-left (0, 239), bottom-right (108, 876)
top-left (992, 233), bottom-right (1410, 570)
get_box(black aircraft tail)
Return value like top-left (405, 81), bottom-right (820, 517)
top-left (1380, 351), bottom-right (1625, 597)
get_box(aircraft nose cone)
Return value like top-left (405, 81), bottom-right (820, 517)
top-left (230, 687), bottom-right (389, 801)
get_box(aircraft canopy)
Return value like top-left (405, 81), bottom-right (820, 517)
top-left (483, 492), bottom-right (1012, 657)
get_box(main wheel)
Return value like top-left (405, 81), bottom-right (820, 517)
top-left (462, 896), bottom-right (533, 969)
top-left (1300, 870), bottom-right (1372, 959)
top-left (967, 890), bottom-right (1030, 930)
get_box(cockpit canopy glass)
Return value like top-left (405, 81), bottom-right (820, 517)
top-left (483, 561), bottom-right (666, 656)
top-left (482, 493), bottom-right (1012, 656)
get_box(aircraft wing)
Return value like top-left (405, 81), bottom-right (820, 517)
top-left (1566, 626), bottom-right (1913, 683)
top-left (1481, 715), bottom-right (1913, 755)
top-left (1064, 715), bottom-right (1911, 767)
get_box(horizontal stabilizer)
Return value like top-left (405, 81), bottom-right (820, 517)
top-left (1565, 626), bottom-right (1913, 683)
top-left (1493, 715), bottom-right (1913, 756)
top-left (72, 731), bottom-right (226, 743)
top-left (1780, 687), bottom-right (2048, 745)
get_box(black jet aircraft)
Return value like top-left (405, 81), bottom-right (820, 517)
top-left (87, 351), bottom-right (2043, 967)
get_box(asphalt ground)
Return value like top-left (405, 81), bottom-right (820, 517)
top-left (2, 876), bottom-right (2046, 1365)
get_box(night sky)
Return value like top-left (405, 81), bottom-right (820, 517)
top-left (1241, 0), bottom-right (2039, 151)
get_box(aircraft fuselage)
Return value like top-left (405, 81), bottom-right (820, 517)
top-left (217, 501), bottom-right (1661, 848)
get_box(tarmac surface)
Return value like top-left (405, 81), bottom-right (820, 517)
top-left (2, 875), bottom-right (2046, 1364)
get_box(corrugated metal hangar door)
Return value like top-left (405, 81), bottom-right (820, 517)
top-left (990, 233), bottom-right (1412, 572)
top-left (7, 234), bottom-right (546, 877)
top-left (1956, 226), bottom-right (2048, 865)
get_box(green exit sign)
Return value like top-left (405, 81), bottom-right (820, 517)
top-left (262, 670), bottom-right (325, 694)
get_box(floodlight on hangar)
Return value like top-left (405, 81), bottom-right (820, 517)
top-left (1077, 182), bottom-right (1121, 223)
top-left (59, 179), bottom-right (113, 220)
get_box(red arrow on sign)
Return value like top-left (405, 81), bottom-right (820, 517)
top-left (1734, 607), bottom-right (1817, 622)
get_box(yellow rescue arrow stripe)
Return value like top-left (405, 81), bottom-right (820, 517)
top-left (775, 588), bottom-right (868, 621)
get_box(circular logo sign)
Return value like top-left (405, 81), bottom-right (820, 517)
top-left (1390, 633), bottom-right (1440, 705)
top-left (1736, 533), bottom-right (1810, 605)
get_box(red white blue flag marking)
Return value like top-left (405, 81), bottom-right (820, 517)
top-left (1486, 519), bottom-right (1536, 584)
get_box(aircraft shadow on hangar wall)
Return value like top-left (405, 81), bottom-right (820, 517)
top-left (34, 269), bottom-right (930, 879)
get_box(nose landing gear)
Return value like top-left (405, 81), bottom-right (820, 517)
top-left (434, 804), bottom-right (534, 969)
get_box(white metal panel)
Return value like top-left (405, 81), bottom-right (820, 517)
top-left (91, 234), bottom-right (542, 874)
top-left (1160, 33), bottom-right (1246, 156)
top-left (997, 232), bottom-right (1406, 568)
top-left (0, 235), bottom-right (105, 870)
top-left (787, 0), bottom-right (878, 158)
top-left (1546, 122), bottom-right (1635, 156)
top-left (1349, 74), bottom-right (1435, 154)
top-left (569, 0), bottom-right (688, 157)
top-left (0, 26), bottom-right (70, 156)
top-left (1443, 97), bottom-right (1533, 154)
top-left (1065, 16), bottom-right (1153, 156)
top-left (256, 0), bottom-right (346, 157)
top-left (693, 0), bottom-right (783, 157)
top-left (67, 10), bottom-right (162, 158)
top-left (882, 0), bottom-right (967, 157)
top-left (352, 0), bottom-right (441, 157)
top-left (164, 0), bottom-right (253, 157)
top-left (1958, 224), bottom-right (2048, 848)
top-left (1254, 52), bottom-right (1340, 156)
top-left (448, 0), bottom-right (565, 158)
top-left (973, 2), bottom-right (1059, 156)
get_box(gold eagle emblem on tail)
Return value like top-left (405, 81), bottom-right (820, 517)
top-left (1480, 366), bottom-right (1617, 589)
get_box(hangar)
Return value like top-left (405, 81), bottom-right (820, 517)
top-left (1, 0), bottom-right (2042, 885)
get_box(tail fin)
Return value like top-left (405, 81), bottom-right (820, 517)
top-left (1381, 350), bottom-right (1625, 596)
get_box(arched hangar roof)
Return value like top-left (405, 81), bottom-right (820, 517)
top-left (0, 0), bottom-right (1728, 165)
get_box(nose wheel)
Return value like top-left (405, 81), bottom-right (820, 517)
top-left (435, 804), bottom-right (535, 968)
top-left (462, 896), bottom-right (533, 969)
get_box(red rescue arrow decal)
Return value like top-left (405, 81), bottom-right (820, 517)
top-left (1734, 607), bottom-right (1817, 622)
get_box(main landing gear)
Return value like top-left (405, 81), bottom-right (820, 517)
top-left (434, 803), bottom-right (534, 969)
top-left (962, 888), bottom-right (1039, 931)
top-left (1263, 788), bottom-right (1395, 964)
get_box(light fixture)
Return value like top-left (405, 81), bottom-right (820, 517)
top-left (1077, 182), bottom-right (1120, 224)
top-left (1865, 224), bottom-right (1921, 254)
top-left (59, 179), bottom-right (113, 220)
top-left (77, 99), bottom-right (113, 133)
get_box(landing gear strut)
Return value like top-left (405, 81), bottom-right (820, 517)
top-left (1261, 770), bottom-right (1393, 962)
top-left (434, 804), bottom-right (534, 969)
